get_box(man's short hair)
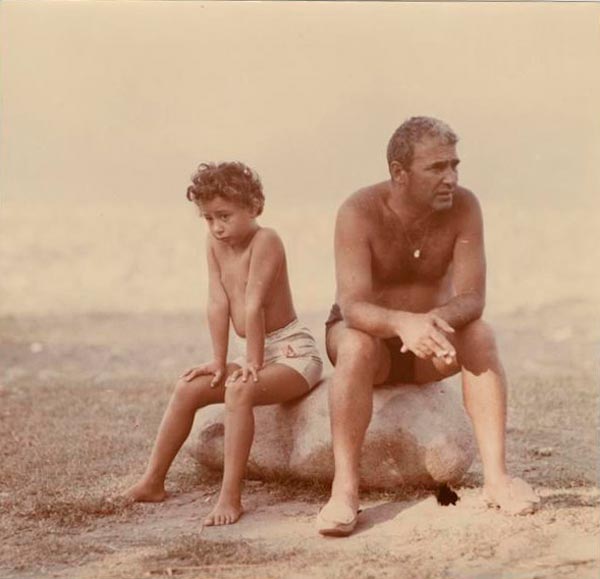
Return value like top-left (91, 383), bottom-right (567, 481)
top-left (186, 161), bottom-right (265, 215)
top-left (386, 116), bottom-right (459, 171)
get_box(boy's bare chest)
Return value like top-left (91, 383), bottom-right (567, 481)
top-left (370, 222), bottom-right (456, 284)
top-left (218, 252), bottom-right (251, 294)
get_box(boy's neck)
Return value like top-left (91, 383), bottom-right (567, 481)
top-left (224, 223), bottom-right (260, 252)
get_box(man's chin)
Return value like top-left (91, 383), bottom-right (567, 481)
top-left (432, 195), bottom-right (453, 211)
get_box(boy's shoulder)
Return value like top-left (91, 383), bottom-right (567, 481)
top-left (252, 227), bottom-right (284, 249)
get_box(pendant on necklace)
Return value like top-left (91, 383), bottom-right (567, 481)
top-left (413, 249), bottom-right (421, 259)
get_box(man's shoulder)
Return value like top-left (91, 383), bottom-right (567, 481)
top-left (452, 186), bottom-right (482, 218)
top-left (339, 182), bottom-right (388, 219)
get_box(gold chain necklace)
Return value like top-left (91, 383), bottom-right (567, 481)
top-left (398, 212), bottom-right (434, 259)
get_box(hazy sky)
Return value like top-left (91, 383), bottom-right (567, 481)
top-left (1, 1), bottom-right (599, 210)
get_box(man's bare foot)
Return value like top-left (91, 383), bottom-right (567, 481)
top-left (203, 500), bottom-right (244, 526)
top-left (316, 496), bottom-right (360, 537)
top-left (483, 476), bottom-right (540, 515)
top-left (123, 480), bottom-right (167, 503)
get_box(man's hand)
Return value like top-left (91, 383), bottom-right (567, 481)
top-left (226, 361), bottom-right (261, 386)
top-left (396, 312), bottom-right (456, 363)
top-left (180, 361), bottom-right (226, 388)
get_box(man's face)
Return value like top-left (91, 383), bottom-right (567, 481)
top-left (404, 136), bottom-right (460, 211)
top-left (199, 196), bottom-right (257, 244)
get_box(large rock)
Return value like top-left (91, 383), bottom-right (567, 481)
top-left (192, 377), bottom-right (475, 489)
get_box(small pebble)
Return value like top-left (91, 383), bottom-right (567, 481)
top-left (30, 342), bottom-right (44, 354)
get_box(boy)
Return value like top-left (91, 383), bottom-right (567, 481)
top-left (125, 162), bottom-right (323, 526)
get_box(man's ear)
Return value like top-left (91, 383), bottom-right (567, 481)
top-left (390, 160), bottom-right (408, 185)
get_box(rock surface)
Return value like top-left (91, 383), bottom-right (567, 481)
top-left (192, 377), bottom-right (475, 489)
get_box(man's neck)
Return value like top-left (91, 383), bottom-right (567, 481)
top-left (386, 181), bottom-right (431, 225)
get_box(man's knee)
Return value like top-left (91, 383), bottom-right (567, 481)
top-left (456, 318), bottom-right (497, 349)
top-left (455, 319), bottom-right (501, 372)
top-left (335, 328), bottom-right (380, 372)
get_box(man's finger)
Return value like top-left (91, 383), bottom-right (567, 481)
top-left (429, 329), bottom-right (456, 357)
top-left (433, 315), bottom-right (454, 334)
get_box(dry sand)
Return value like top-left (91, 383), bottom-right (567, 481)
top-left (1, 199), bottom-right (599, 578)
top-left (1, 299), bottom-right (598, 579)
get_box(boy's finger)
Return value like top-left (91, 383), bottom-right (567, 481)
top-left (210, 371), bottom-right (222, 388)
top-left (251, 367), bottom-right (259, 382)
top-left (242, 368), bottom-right (248, 383)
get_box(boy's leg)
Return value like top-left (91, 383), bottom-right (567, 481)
top-left (204, 363), bottom-right (309, 526)
top-left (125, 364), bottom-right (238, 502)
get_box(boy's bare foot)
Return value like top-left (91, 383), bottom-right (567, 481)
top-left (123, 480), bottom-right (167, 503)
top-left (482, 476), bottom-right (540, 515)
top-left (203, 500), bottom-right (244, 526)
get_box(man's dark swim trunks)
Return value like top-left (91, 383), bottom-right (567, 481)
top-left (325, 303), bottom-right (416, 384)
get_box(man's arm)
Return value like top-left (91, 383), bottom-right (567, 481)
top-left (431, 191), bottom-right (486, 329)
top-left (243, 229), bottom-right (285, 379)
top-left (335, 200), bottom-right (402, 338)
top-left (336, 197), bottom-right (456, 362)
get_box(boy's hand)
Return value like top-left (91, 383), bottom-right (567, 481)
top-left (180, 362), bottom-right (226, 388)
top-left (226, 362), bottom-right (261, 386)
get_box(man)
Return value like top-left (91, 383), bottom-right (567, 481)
top-left (317, 116), bottom-right (538, 537)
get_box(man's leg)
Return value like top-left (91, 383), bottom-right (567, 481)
top-left (414, 318), bottom-right (537, 513)
top-left (318, 325), bottom-right (389, 533)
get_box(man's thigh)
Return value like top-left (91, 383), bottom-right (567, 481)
top-left (325, 322), bottom-right (391, 385)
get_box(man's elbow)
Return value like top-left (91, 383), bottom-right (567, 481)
top-left (339, 299), bottom-right (361, 327)
top-left (471, 293), bottom-right (485, 320)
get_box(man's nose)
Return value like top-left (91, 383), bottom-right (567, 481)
top-left (443, 167), bottom-right (458, 185)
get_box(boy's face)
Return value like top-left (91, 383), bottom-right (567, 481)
top-left (198, 196), bottom-right (258, 244)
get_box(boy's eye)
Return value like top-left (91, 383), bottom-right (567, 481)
top-left (219, 214), bottom-right (230, 222)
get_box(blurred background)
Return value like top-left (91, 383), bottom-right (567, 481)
top-left (1, 1), bottom-right (599, 319)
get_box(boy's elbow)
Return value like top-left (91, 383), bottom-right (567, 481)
top-left (245, 301), bottom-right (265, 318)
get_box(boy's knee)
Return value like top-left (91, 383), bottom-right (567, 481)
top-left (224, 380), bottom-right (254, 409)
top-left (172, 377), bottom-right (206, 407)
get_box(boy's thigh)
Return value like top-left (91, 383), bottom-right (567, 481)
top-left (226, 363), bottom-right (310, 407)
top-left (181, 362), bottom-right (241, 406)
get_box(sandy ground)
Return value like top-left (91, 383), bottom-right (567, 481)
top-left (1, 299), bottom-right (599, 579)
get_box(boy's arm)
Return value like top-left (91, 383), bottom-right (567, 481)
top-left (182, 241), bottom-right (230, 385)
top-left (207, 242), bottom-right (230, 368)
top-left (242, 229), bottom-right (285, 380)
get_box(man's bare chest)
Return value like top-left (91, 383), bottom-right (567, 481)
top-left (370, 224), bottom-right (456, 284)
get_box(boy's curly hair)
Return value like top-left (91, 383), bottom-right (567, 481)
top-left (186, 162), bottom-right (265, 215)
